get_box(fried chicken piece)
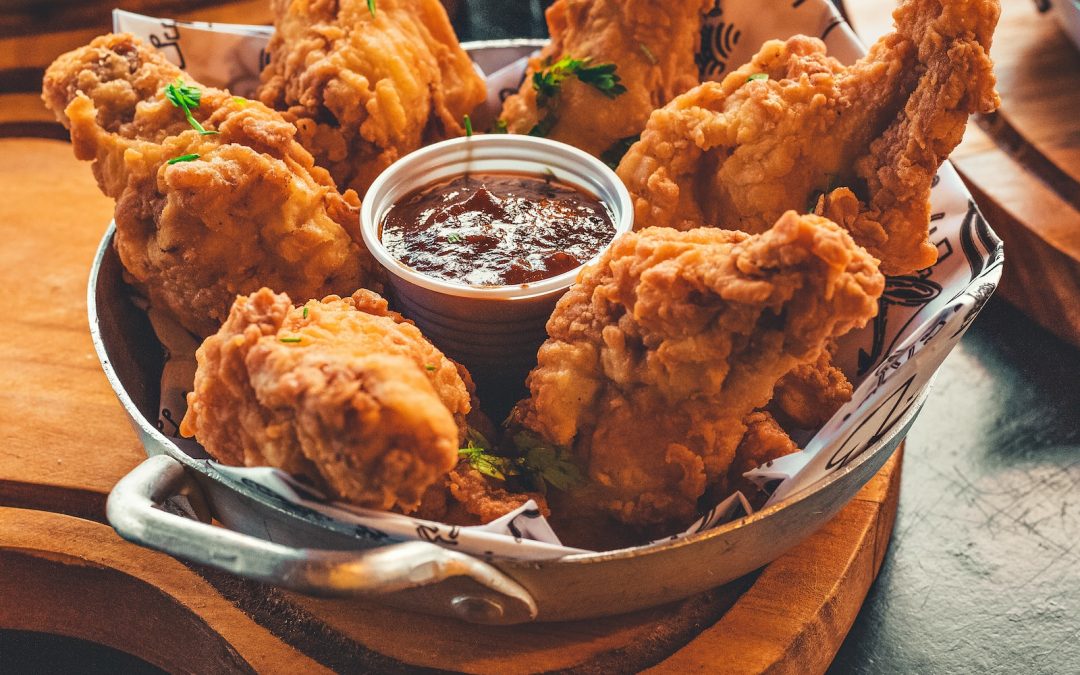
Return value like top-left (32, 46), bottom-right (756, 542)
top-left (257, 0), bottom-right (486, 195)
top-left (616, 0), bottom-right (1000, 275)
top-left (498, 0), bottom-right (710, 160)
top-left (180, 288), bottom-right (471, 512)
top-left (42, 34), bottom-right (378, 337)
top-left (447, 463), bottom-right (550, 522)
top-left (771, 346), bottom-right (854, 429)
top-left (724, 411), bottom-right (799, 500)
top-left (514, 212), bottom-right (884, 528)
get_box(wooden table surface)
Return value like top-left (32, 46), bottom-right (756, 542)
top-left (1, 0), bottom-right (1079, 672)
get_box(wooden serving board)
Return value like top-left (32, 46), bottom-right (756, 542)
top-left (0, 136), bottom-right (902, 673)
top-left (846, 0), bottom-right (1080, 348)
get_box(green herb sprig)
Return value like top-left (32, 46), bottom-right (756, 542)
top-left (167, 153), bottom-right (200, 165)
top-left (367, 0), bottom-right (376, 17)
top-left (456, 428), bottom-right (583, 492)
top-left (533, 56), bottom-right (626, 106)
top-left (164, 78), bottom-right (218, 136)
top-left (463, 114), bottom-right (473, 137)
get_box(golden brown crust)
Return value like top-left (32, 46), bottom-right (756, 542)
top-left (616, 0), bottom-right (1000, 275)
top-left (180, 288), bottom-right (471, 512)
top-left (42, 33), bottom-right (380, 337)
top-left (499, 0), bottom-right (710, 158)
top-left (516, 213), bottom-right (885, 528)
top-left (771, 347), bottom-right (854, 429)
top-left (257, 0), bottom-right (486, 195)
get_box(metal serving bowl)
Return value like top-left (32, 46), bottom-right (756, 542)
top-left (87, 34), bottom-right (942, 624)
top-left (91, 223), bottom-right (920, 625)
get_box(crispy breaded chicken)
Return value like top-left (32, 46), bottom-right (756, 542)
top-left (724, 410), bottom-right (799, 499)
top-left (513, 213), bottom-right (884, 528)
top-left (771, 347), bottom-right (854, 429)
top-left (42, 34), bottom-right (378, 337)
top-left (498, 0), bottom-right (710, 160)
top-left (257, 0), bottom-right (487, 195)
top-left (616, 0), bottom-right (1000, 274)
top-left (181, 288), bottom-right (471, 512)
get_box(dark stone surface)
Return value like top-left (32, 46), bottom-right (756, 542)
top-left (830, 297), bottom-right (1080, 673)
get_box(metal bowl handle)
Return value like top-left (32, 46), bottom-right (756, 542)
top-left (106, 454), bottom-right (538, 624)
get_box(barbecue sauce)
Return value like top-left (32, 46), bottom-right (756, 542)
top-left (381, 172), bottom-right (616, 286)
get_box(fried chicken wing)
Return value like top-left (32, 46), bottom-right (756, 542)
top-left (514, 212), bottom-right (884, 528)
top-left (42, 34), bottom-right (378, 337)
top-left (180, 288), bottom-right (471, 512)
top-left (498, 0), bottom-right (710, 160)
top-left (257, 0), bottom-right (487, 195)
top-left (771, 347), bottom-right (854, 429)
top-left (616, 0), bottom-right (1000, 274)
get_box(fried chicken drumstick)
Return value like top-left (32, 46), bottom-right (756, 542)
top-left (616, 0), bottom-right (1000, 275)
top-left (512, 213), bottom-right (885, 529)
top-left (42, 34), bottom-right (378, 337)
top-left (257, 0), bottom-right (487, 195)
top-left (498, 0), bottom-right (710, 161)
top-left (181, 288), bottom-right (473, 512)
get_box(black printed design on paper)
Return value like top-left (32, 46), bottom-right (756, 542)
top-left (157, 407), bottom-right (181, 436)
top-left (858, 273), bottom-right (942, 375)
top-left (237, 477), bottom-right (336, 525)
top-left (826, 374), bottom-right (917, 471)
top-left (150, 21), bottom-right (185, 69)
top-left (957, 199), bottom-right (1003, 282)
top-left (951, 281), bottom-right (996, 339)
top-left (697, 1), bottom-right (740, 79)
top-left (416, 523), bottom-right (461, 546)
top-left (354, 525), bottom-right (390, 543)
top-left (506, 508), bottom-right (543, 542)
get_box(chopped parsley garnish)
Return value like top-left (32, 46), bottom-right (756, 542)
top-left (600, 134), bottom-right (640, 169)
top-left (463, 114), bottom-right (473, 137)
top-left (491, 119), bottom-right (509, 134)
top-left (533, 56), bottom-right (626, 105)
top-left (279, 336), bottom-right (302, 343)
top-left (447, 232), bottom-right (463, 243)
top-left (456, 428), bottom-right (583, 492)
top-left (302, 306), bottom-right (309, 319)
top-left (425, 364), bottom-right (436, 372)
top-left (166, 153), bottom-right (200, 165)
top-left (367, 0), bottom-right (376, 17)
top-left (747, 73), bottom-right (769, 82)
top-left (512, 431), bottom-right (583, 491)
top-left (527, 56), bottom-right (625, 138)
top-left (164, 78), bottom-right (218, 135)
top-left (458, 429), bottom-right (513, 481)
top-left (231, 96), bottom-right (248, 107)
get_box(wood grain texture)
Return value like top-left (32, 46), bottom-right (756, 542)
top-left (0, 137), bottom-right (902, 672)
top-left (847, 0), bottom-right (1080, 348)
top-left (0, 0), bottom-right (272, 138)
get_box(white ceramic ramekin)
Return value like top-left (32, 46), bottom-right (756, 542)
top-left (360, 134), bottom-right (633, 375)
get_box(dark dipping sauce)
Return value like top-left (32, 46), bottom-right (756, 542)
top-left (381, 172), bottom-right (616, 286)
